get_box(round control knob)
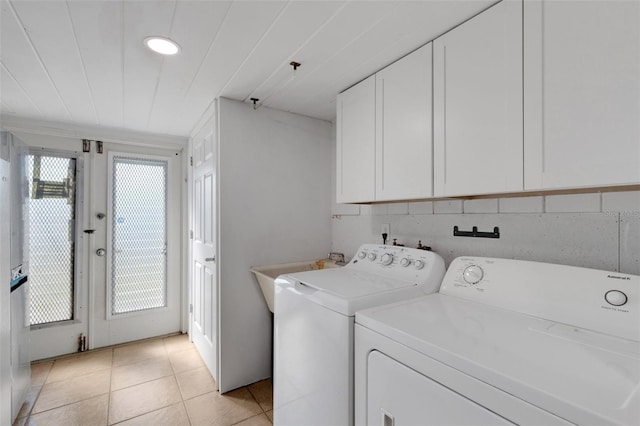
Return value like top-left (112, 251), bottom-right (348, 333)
top-left (381, 253), bottom-right (393, 266)
top-left (367, 252), bottom-right (377, 261)
top-left (605, 290), bottom-right (628, 306)
top-left (358, 251), bottom-right (366, 259)
top-left (463, 265), bottom-right (484, 284)
top-left (400, 258), bottom-right (411, 267)
top-left (414, 260), bottom-right (425, 270)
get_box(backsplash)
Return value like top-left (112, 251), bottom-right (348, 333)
top-left (331, 191), bottom-right (640, 275)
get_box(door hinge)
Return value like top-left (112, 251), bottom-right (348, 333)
top-left (189, 156), bottom-right (193, 166)
top-left (189, 230), bottom-right (193, 239)
top-left (189, 303), bottom-right (193, 314)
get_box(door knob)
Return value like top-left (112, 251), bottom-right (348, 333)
top-left (96, 248), bottom-right (106, 257)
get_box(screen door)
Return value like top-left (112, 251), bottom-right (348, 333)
top-left (27, 154), bottom-right (77, 325)
top-left (109, 156), bottom-right (167, 316)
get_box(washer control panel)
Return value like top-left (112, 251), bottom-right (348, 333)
top-left (441, 257), bottom-right (640, 342)
top-left (348, 244), bottom-right (445, 289)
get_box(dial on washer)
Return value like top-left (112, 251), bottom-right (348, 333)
top-left (463, 265), bottom-right (484, 284)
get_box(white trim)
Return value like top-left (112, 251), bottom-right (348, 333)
top-left (1, 116), bottom-right (187, 149)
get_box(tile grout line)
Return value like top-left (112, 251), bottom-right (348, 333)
top-left (107, 347), bottom-right (114, 426)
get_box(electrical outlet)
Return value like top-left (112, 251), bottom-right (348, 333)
top-left (381, 223), bottom-right (390, 235)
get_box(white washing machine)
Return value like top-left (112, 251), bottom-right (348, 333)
top-left (274, 244), bottom-right (446, 426)
top-left (355, 257), bottom-right (640, 425)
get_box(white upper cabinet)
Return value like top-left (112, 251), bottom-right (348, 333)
top-left (433, 0), bottom-right (523, 197)
top-left (336, 75), bottom-right (375, 203)
top-left (524, 0), bottom-right (640, 190)
top-left (375, 43), bottom-right (433, 201)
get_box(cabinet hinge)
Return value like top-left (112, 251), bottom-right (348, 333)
top-left (189, 303), bottom-right (193, 314)
top-left (189, 230), bottom-right (193, 239)
top-left (190, 156), bottom-right (193, 166)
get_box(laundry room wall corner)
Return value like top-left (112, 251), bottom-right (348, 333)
top-left (217, 98), bottom-right (333, 392)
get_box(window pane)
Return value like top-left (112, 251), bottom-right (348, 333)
top-left (111, 157), bottom-right (167, 315)
top-left (28, 155), bottom-right (76, 325)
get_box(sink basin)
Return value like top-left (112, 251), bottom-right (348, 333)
top-left (250, 259), bottom-right (342, 313)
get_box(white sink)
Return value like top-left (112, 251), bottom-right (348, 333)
top-left (250, 260), bottom-right (342, 313)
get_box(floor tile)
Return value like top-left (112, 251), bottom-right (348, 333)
top-left (32, 369), bottom-right (111, 414)
top-left (111, 358), bottom-right (173, 391)
top-left (168, 347), bottom-right (205, 373)
top-left (163, 334), bottom-right (194, 354)
top-left (184, 388), bottom-right (262, 426)
top-left (247, 380), bottom-right (272, 412)
top-left (109, 375), bottom-right (182, 424)
top-left (27, 394), bottom-right (108, 426)
top-left (176, 366), bottom-right (216, 400)
top-left (31, 362), bottom-right (53, 387)
top-left (112, 339), bottom-right (168, 368)
top-left (16, 386), bottom-right (41, 419)
top-left (233, 413), bottom-right (272, 426)
top-left (115, 402), bottom-right (190, 426)
top-left (46, 350), bottom-right (113, 383)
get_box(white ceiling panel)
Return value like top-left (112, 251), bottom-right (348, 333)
top-left (66, 0), bottom-right (124, 128)
top-left (222, 0), bottom-right (348, 103)
top-left (0, 0), bottom-right (500, 140)
top-left (0, 0), bottom-right (71, 120)
top-left (122, 1), bottom-right (175, 131)
top-left (0, 64), bottom-right (41, 117)
top-left (255, 0), bottom-right (397, 111)
top-left (146, 0), bottom-right (232, 135)
top-left (163, 0), bottom-right (288, 135)
top-left (10, 1), bottom-right (98, 125)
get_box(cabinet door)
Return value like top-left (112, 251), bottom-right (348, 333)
top-left (376, 43), bottom-right (433, 201)
top-left (434, 0), bottom-right (523, 197)
top-left (524, 0), bottom-right (640, 190)
top-left (336, 76), bottom-right (375, 203)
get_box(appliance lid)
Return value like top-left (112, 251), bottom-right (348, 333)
top-left (356, 294), bottom-right (640, 426)
top-left (289, 268), bottom-right (416, 298)
top-left (280, 268), bottom-right (421, 316)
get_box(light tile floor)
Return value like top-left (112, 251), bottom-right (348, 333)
top-left (13, 334), bottom-right (273, 426)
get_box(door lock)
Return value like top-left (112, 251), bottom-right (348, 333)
top-left (96, 248), bottom-right (106, 257)
top-left (205, 256), bottom-right (215, 262)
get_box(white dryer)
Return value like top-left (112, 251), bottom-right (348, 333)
top-left (355, 257), bottom-right (640, 425)
top-left (274, 244), bottom-right (446, 426)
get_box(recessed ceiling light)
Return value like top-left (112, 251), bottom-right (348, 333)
top-left (144, 36), bottom-right (180, 55)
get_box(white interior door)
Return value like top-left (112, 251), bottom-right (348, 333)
top-left (90, 145), bottom-right (181, 348)
top-left (190, 115), bottom-right (218, 384)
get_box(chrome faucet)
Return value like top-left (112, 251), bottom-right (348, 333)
top-left (328, 252), bottom-right (346, 265)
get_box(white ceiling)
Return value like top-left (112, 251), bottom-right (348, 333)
top-left (0, 0), bottom-right (494, 140)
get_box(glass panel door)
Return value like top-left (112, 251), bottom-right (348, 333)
top-left (110, 156), bottom-right (167, 316)
top-left (27, 154), bottom-right (76, 325)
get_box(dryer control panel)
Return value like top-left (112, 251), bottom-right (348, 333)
top-left (441, 257), bottom-right (640, 342)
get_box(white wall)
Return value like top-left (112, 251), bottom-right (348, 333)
top-left (331, 191), bottom-right (640, 276)
top-left (217, 98), bottom-right (333, 391)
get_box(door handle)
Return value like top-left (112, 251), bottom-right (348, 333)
top-left (205, 257), bottom-right (215, 262)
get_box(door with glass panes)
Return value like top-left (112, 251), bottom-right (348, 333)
top-left (26, 141), bottom-right (182, 360)
top-left (27, 152), bottom-right (87, 360)
top-left (90, 148), bottom-right (181, 348)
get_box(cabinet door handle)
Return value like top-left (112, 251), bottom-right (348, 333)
top-left (205, 257), bottom-right (215, 262)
